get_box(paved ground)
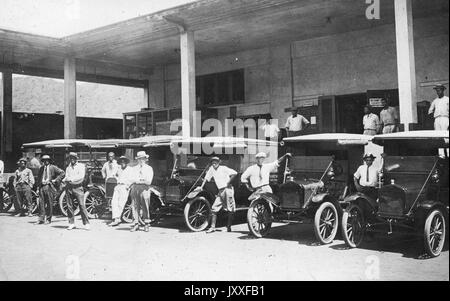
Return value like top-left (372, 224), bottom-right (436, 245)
top-left (0, 212), bottom-right (448, 281)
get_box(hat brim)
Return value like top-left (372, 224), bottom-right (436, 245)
top-left (363, 156), bottom-right (376, 160)
top-left (135, 155), bottom-right (149, 159)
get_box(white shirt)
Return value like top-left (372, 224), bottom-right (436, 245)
top-left (363, 113), bottom-right (380, 131)
top-left (102, 160), bottom-right (119, 179)
top-left (354, 164), bottom-right (379, 187)
top-left (204, 165), bottom-right (237, 190)
top-left (260, 123), bottom-right (280, 138)
top-left (116, 166), bottom-right (133, 187)
top-left (0, 160), bottom-right (4, 174)
top-left (42, 165), bottom-right (51, 183)
top-left (63, 162), bottom-right (86, 185)
top-left (285, 115), bottom-right (309, 131)
top-left (133, 163), bottom-right (154, 184)
top-left (241, 161), bottom-right (278, 189)
top-left (429, 96), bottom-right (449, 118)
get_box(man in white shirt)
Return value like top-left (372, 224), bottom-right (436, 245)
top-left (354, 153), bottom-right (380, 200)
top-left (200, 157), bottom-right (238, 233)
top-left (109, 156), bottom-right (133, 227)
top-left (260, 117), bottom-right (280, 141)
top-left (379, 98), bottom-right (399, 134)
top-left (241, 152), bottom-right (292, 195)
top-left (362, 105), bottom-right (380, 136)
top-left (101, 152), bottom-right (119, 180)
top-left (285, 108), bottom-right (310, 137)
top-left (428, 85), bottom-right (449, 131)
top-left (62, 152), bottom-right (90, 230)
top-left (130, 151), bottom-right (154, 232)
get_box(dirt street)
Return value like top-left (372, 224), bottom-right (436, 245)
top-left (0, 212), bottom-right (448, 281)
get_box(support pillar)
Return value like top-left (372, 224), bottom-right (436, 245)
top-left (394, 0), bottom-right (417, 131)
top-left (64, 57), bottom-right (77, 139)
top-left (180, 30), bottom-right (196, 137)
top-left (1, 71), bottom-right (13, 161)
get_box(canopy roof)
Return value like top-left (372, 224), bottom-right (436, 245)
top-left (372, 130), bottom-right (449, 147)
top-left (284, 133), bottom-right (372, 146)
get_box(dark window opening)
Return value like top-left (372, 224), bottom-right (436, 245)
top-left (196, 69), bottom-right (244, 106)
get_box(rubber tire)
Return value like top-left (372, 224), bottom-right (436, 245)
top-left (59, 190), bottom-right (80, 217)
top-left (1, 190), bottom-right (13, 213)
top-left (184, 197), bottom-right (211, 232)
top-left (314, 201), bottom-right (339, 244)
top-left (247, 198), bottom-right (272, 238)
top-left (341, 204), bottom-right (365, 248)
top-left (423, 209), bottom-right (446, 258)
top-left (121, 198), bottom-right (133, 223)
top-left (84, 190), bottom-right (104, 219)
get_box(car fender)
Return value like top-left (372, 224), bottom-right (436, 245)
top-left (311, 192), bottom-right (332, 204)
top-left (250, 192), bottom-right (280, 209)
top-left (342, 192), bottom-right (377, 211)
top-left (186, 188), bottom-right (215, 204)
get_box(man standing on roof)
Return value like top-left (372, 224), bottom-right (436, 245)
top-left (109, 156), bottom-right (133, 227)
top-left (13, 158), bottom-right (35, 216)
top-left (285, 108), bottom-right (310, 137)
top-left (260, 116), bottom-right (280, 141)
top-left (35, 155), bottom-right (65, 225)
top-left (379, 98), bottom-right (399, 134)
top-left (62, 152), bottom-right (90, 230)
top-left (428, 84), bottom-right (449, 131)
top-left (362, 105), bottom-right (380, 136)
top-left (199, 157), bottom-right (238, 233)
top-left (241, 152), bottom-right (292, 195)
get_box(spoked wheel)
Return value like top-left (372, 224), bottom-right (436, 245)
top-left (314, 202), bottom-right (339, 244)
top-left (59, 191), bottom-right (80, 217)
top-left (0, 190), bottom-right (13, 213)
top-left (184, 197), bottom-right (211, 232)
top-left (30, 190), bottom-right (40, 215)
top-left (423, 209), bottom-right (446, 258)
top-left (84, 189), bottom-right (105, 219)
top-left (121, 198), bottom-right (133, 223)
top-left (247, 198), bottom-right (272, 238)
top-left (342, 204), bottom-right (365, 248)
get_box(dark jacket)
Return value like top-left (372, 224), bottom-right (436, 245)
top-left (37, 164), bottom-right (65, 188)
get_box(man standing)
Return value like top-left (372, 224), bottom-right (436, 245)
top-left (13, 158), bottom-right (35, 216)
top-left (35, 155), bottom-right (64, 225)
top-left (62, 152), bottom-right (90, 230)
top-left (109, 156), bottom-right (133, 227)
top-left (362, 105), bottom-right (380, 136)
top-left (199, 157), bottom-right (238, 233)
top-left (260, 117), bottom-right (280, 141)
top-left (428, 84), bottom-right (449, 131)
top-left (285, 108), bottom-right (310, 137)
top-left (353, 153), bottom-right (379, 200)
top-left (130, 151), bottom-right (154, 232)
top-left (241, 152), bottom-right (291, 194)
top-left (101, 152), bottom-right (119, 181)
top-left (379, 98), bottom-right (399, 134)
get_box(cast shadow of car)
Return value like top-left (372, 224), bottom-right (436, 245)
top-left (329, 233), bottom-right (449, 259)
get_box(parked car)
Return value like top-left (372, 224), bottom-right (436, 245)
top-left (144, 136), bottom-right (280, 232)
top-left (1, 173), bottom-right (39, 214)
top-left (247, 133), bottom-right (372, 244)
top-left (341, 130), bottom-right (449, 257)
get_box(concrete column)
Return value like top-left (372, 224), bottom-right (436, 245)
top-left (180, 30), bottom-right (196, 137)
top-left (64, 57), bottom-right (77, 139)
top-left (1, 71), bottom-right (13, 160)
top-left (394, 0), bottom-right (417, 130)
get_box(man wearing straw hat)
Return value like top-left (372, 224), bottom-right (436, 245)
top-left (428, 84), bottom-right (449, 131)
top-left (129, 151), bottom-right (154, 232)
top-left (13, 158), bottom-right (35, 216)
top-left (109, 156), bottom-right (133, 227)
top-left (62, 152), bottom-right (90, 230)
top-left (35, 155), bottom-right (65, 225)
top-left (353, 153), bottom-right (380, 200)
top-left (199, 157), bottom-right (238, 233)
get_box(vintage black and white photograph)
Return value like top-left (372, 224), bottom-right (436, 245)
top-left (0, 0), bottom-right (448, 283)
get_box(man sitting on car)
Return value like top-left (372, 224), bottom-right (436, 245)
top-left (353, 153), bottom-right (380, 200)
top-left (109, 156), bottom-right (133, 227)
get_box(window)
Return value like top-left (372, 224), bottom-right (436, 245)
top-left (196, 69), bottom-right (244, 106)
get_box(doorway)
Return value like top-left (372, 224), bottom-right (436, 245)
top-left (335, 93), bottom-right (367, 134)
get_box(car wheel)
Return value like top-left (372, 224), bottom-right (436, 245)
top-left (423, 209), bottom-right (446, 258)
top-left (0, 190), bottom-right (13, 213)
top-left (342, 204), bottom-right (365, 248)
top-left (121, 198), bottom-right (133, 223)
top-left (59, 191), bottom-right (80, 217)
top-left (30, 190), bottom-right (39, 215)
top-left (184, 197), bottom-right (211, 232)
top-left (314, 201), bottom-right (339, 244)
top-left (84, 190), bottom-right (105, 219)
top-left (247, 198), bottom-right (272, 238)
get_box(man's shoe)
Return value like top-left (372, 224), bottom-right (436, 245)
top-left (35, 221), bottom-right (45, 225)
top-left (14, 212), bottom-right (22, 217)
top-left (206, 228), bottom-right (216, 234)
top-left (45, 220), bottom-right (51, 225)
top-left (28, 213), bottom-right (33, 217)
top-left (109, 220), bottom-right (121, 227)
top-left (130, 224), bottom-right (139, 232)
top-left (84, 224), bottom-right (90, 231)
top-left (144, 224), bottom-right (150, 232)
top-left (67, 224), bottom-right (76, 230)
top-left (227, 226), bottom-right (232, 232)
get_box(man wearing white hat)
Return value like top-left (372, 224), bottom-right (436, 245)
top-left (241, 152), bottom-right (292, 195)
top-left (129, 151), bottom-right (154, 232)
top-left (35, 155), bottom-right (65, 224)
top-left (428, 84), bottom-right (449, 131)
top-left (200, 157), bottom-right (238, 233)
top-left (62, 152), bottom-right (90, 230)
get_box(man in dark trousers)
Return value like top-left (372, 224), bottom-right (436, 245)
top-left (35, 155), bottom-right (65, 225)
top-left (13, 158), bottom-right (35, 216)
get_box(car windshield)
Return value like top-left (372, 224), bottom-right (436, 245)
top-left (176, 153), bottom-right (241, 171)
